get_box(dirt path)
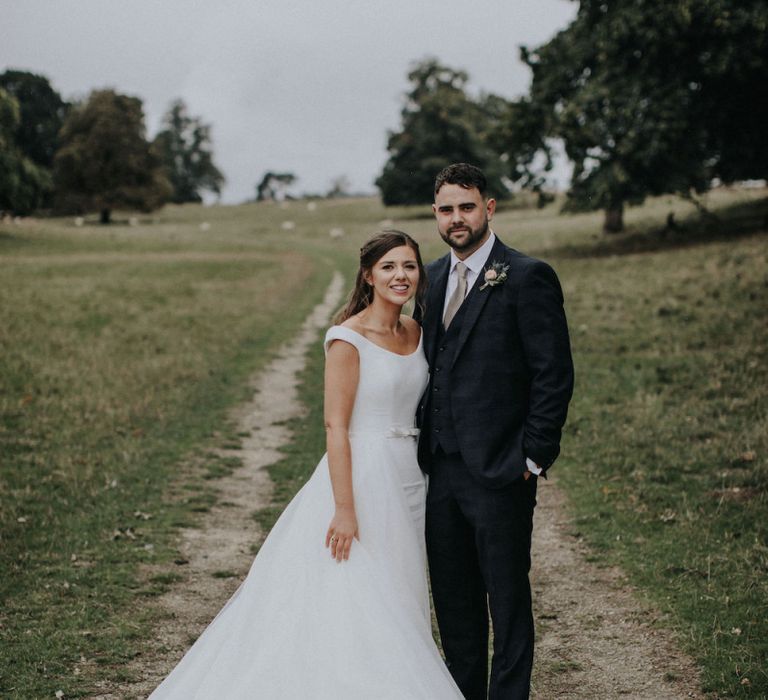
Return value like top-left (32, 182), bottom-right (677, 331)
top-left (92, 268), bottom-right (704, 699)
top-left (531, 478), bottom-right (704, 699)
top-left (91, 271), bottom-right (344, 700)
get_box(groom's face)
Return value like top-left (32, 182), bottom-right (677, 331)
top-left (433, 184), bottom-right (496, 258)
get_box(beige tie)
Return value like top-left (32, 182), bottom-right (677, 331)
top-left (443, 262), bottom-right (469, 329)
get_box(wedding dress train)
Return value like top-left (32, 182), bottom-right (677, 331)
top-left (148, 325), bottom-right (462, 699)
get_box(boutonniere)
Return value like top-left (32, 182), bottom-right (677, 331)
top-left (479, 261), bottom-right (509, 290)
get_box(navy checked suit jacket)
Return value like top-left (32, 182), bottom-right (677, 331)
top-left (416, 236), bottom-right (574, 488)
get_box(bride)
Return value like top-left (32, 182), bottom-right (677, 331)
top-left (149, 231), bottom-right (462, 698)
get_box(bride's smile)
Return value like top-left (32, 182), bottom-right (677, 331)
top-left (364, 245), bottom-right (420, 306)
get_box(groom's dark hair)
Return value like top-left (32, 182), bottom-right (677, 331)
top-left (434, 163), bottom-right (487, 198)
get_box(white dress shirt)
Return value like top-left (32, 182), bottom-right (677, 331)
top-left (441, 231), bottom-right (542, 477)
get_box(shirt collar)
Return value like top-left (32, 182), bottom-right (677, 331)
top-left (450, 231), bottom-right (496, 276)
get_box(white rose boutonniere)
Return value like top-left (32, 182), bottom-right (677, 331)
top-left (479, 261), bottom-right (510, 290)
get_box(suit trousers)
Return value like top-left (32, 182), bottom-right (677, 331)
top-left (426, 448), bottom-right (537, 700)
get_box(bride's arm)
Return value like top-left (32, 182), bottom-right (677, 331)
top-left (323, 339), bottom-right (360, 562)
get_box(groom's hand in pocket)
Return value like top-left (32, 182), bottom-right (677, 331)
top-left (524, 457), bottom-right (542, 480)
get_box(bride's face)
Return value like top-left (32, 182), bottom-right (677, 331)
top-left (365, 245), bottom-right (420, 307)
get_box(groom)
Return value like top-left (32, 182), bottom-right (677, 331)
top-left (417, 163), bottom-right (574, 699)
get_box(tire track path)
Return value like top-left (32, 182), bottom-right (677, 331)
top-left (531, 478), bottom-right (704, 699)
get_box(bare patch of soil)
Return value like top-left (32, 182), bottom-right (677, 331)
top-left (531, 477), bottom-right (704, 699)
top-left (90, 272), bottom-right (344, 700)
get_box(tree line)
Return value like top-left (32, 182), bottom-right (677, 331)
top-left (0, 70), bottom-right (224, 223)
top-left (378, 0), bottom-right (767, 232)
top-left (2, 1), bottom-right (766, 231)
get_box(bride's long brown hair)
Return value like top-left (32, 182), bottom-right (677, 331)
top-left (334, 230), bottom-right (427, 324)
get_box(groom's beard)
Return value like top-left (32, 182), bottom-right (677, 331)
top-left (439, 218), bottom-right (489, 254)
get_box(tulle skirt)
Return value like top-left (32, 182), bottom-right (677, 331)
top-left (148, 431), bottom-right (462, 699)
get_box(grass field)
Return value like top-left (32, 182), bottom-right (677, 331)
top-left (0, 201), bottom-right (362, 698)
top-left (1, 188), bottom-right (767, 698)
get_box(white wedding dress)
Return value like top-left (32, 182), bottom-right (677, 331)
top-left (149, 325), bottom-right (462, 699)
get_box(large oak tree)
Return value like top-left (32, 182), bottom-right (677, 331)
top-left (0, 87), bottom-right (51, 215)
top-left (0, 70), bottom-right (68, 169)
top-left (0, 71), bottom-right (66, 213)
top-left (54, 89), bottom-right (171, 223)
top-left (502, 0), bottom-right (768, 232)
top-left (376, 59), bottom-right (510, 206)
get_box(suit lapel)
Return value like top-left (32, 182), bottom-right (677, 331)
top-left (450, 237), bottom-right (507, 369)
top-left (422, 256), bottom-right (450, 363)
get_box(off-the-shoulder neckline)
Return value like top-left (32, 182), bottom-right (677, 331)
top-left (327, 325), bottom-right (423, 358)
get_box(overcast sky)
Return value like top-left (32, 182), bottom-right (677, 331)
top-left (2, 1), bottom-right (577, 203)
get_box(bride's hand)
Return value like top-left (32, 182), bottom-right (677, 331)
top-left (325, 506), bottom-right (358, 562)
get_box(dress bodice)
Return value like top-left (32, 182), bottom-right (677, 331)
top-left (324, 325), bottom-right (428, 437)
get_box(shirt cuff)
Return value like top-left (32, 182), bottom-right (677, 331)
top-left (526, 457), bottom-right (542, 475)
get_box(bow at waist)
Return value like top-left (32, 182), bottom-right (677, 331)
top-left (348, 426), bottom-right (420, 439)
top-left (387, 426), bottom-right (420, 439)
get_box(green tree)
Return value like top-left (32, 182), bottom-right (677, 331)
top-left (153, 99), bottom-right (225, 204)
top-left (53, 89), bottom-right (171, 224)
top-left (0, 87), bottom-right (51, 215)
top-left (0, 71), bottom-right (66, 213)
top-left (504, 0), bottom-right (768, 232)
top-left (691, 1), bottom-right (768, 183)
top-left (255, 171), bottom-right (296, 201)
top-left (326, 175), bottom-right (351, 199)
top-left (0, 70), bottom-right (68, 169)
top-left (376, 59), bottom-right (510, 206)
